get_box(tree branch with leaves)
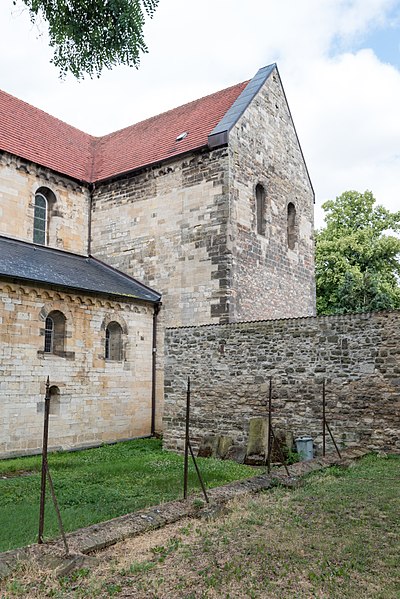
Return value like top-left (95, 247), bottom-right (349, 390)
top-left (14, 0), bottom-right (159, 78)
top-left (315, 190), bottom-right (400, 315)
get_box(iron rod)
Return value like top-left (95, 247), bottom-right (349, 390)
top-left (270, 427), bottom-right (291, 477)
top-left (188, 440), bottom-right (209, 503)
top-left (46, 465), bottom-right (70, 555)
top-left (322, 379), bottom-right (326, 456)
top-left (325, 419), bottom-right (342, 459)
top-left (38, 377), bottom-right (50, 544)
top-left (266, 377), bottom-right (272, 473)
top-left (183, 376), bottom-right (190, 499)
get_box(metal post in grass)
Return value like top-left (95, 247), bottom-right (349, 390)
top-left (322, 380), bottom-right (342, 459)
top-left (183, 376), bottom-right (209, 503)
top-left (38, 377), bottom-right (50, 544)
top-left (323, 380), bottom-right (326, 456)
top-left (265, 377), bottom-right (290, 477)
top-left (266, 377), bottom-right (272, 473)
top-left (38, 377), bottom-right (70, 555)
top-left (183, 376), bottom-right (190, 500)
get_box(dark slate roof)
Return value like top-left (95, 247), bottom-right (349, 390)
top-left (0, 236), bottom-right (161, 303)
top-left (208, 64), bottom-right (276, 148)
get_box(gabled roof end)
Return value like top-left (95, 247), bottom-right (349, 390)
top-left (208, 63), bottom-right (276, 149)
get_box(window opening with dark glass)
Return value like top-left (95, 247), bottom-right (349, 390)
top-left (44, 316), bottom-right (54, 353)
top-left (256, 184), bottom-right (266, 236)
top-left (287, 202), bottom-right (297, 249)
top-left (43, 311), bottom-right (66, 355)
top-left (33, 193), bottom-right (47, 245)
top-left (105, 322), bottom-right (123, 361)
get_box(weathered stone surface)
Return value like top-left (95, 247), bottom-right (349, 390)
top-left (217, 435), bottom-right (234, 459)
top-left (246, 417), bottom-right (268, 457)
top-left (197, 435), bottom-right (219, 458)
top-left (164, 311), bottom-right (400, 454)
top-left (0, 154), bottom-right (90, 254)
top-left (0, 281), bottom-right (155, 458)
top-left (225, 444), bottom-right (246, 463)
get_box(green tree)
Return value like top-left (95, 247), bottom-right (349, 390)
top-left (14, 0), bottom-right (159, 78)
top-left (315, 190), bottom-right (400, 315)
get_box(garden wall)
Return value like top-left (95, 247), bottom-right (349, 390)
top-left (163, 311), bottom-right (400, 456)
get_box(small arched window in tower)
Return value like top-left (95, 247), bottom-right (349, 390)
top-left (44, 310), bottom-right (66, 355)
top-left (105, 322), bottom-right (123, 361)
top-left (287, 202), bottom-right (297, 250)
top-left (49, 385), bottom-right (61, 415)
top-left (33, 193), bottom-right (48, 245)
top-left (256, 184), bottom-right (266, 236)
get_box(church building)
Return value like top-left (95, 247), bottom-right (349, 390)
top-left (0, 64), bottom-right (315, 458)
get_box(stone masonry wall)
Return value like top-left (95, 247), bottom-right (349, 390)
top-left (0, 152), bottom-right (90, 254)
top-left (163, 311), bottom-right (400, 455)
top-left (0, 281), bottom-right (154, 458)
top-left (91, 148), bottom-right (231, 328)
top-left (90, 148), bottom-right (232, 432)
top-left (228, 69), bottom-right (315, 321)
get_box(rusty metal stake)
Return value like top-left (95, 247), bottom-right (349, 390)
top-left (325, 419), bottom-right (342, 459)
top-left (266, 377), bottom-right (272, 473)
top-left (38, 377), bottom-right (50, 544)
top-left (322, 380), bottom-right (342, 459)
top-left (38, 377), bottom-right (69, 554)
top-left (188, 441), bottom-right (209, 503)
top-left (183, 376), bottom-right (209, 502)
top-left (265, 378), bottom-right (290, 476)
top-left (46, 466), bottom-right (70, 555)
top-left (183, 376), bottom-right (190, 500)
top-left (270, 426), bottom-right (291, 477)
top-left (323, 380), bottom-right (326, 456)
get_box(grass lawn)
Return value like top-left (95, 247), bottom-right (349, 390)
top-left (0, 438), bottom-right (254, 552)
top-left (1, 453), bottom-right (397, 598)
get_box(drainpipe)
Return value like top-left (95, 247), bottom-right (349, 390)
top-left (151, 302), bottom-right (161, 436)
top-left (87, 183), bottom-right (95, 255)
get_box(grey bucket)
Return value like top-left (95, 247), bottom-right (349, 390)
top-left (295, 436), bottom-right (313, 461)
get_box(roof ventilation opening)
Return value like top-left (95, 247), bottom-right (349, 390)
top-left (176, 131), bottom-right (188, 142)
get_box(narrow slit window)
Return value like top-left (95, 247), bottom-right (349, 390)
top-left (33, 193), bottom-right (48, 245)
top-left (256, 184), bottom-right (266, 236)
top-left (287, 202), bottom-right (297, 249)
top-left (44, 316), bottom-right (54, 353)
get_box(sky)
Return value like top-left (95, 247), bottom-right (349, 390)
top-left (1, 0), bottom-right (400, 228)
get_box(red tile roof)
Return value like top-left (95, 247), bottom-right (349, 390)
top-left (0, 82), bottom-right (248, 184)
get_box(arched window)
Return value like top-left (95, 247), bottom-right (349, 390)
top-left (44, 310), bottom-right (66, 355)
top-left (287, 202), bottom-right (297, 250)
top-left (49, 385), bottom-right (60, 415)
top-left (105, 322), bottom-right (123, 361)
top-left (33, 193), bottom-right (48, 245)
top-left (256, 184), bottom-right (266, 236)
top-left (33, 187), bottom-right (57, 246)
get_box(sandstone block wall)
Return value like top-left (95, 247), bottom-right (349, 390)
top-left (163, 311), bottom-right (400, 454)
top-left (228, 69), bottom-right (315, 321)
top-left (0, 282), bottom-right (154, 458)
top-left (0, 153), bottom-right (90, 254)
top-left (90, 148), bottom-right (231, 328)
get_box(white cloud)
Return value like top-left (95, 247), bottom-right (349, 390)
top-left (1, 0), bottom-right (399, 226)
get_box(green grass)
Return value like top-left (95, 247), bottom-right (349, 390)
top-left (2, 453), bottom-right (398, 598)
top-left (0, 438), bottom-right (254, 552)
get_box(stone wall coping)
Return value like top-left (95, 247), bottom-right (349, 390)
top-left (165, 309), bottom-right (400, 331)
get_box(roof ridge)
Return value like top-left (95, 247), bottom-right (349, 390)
top-left (97, 80), bottom-right (249, 141)
top-left (0, 88), bottom-right (97, 140)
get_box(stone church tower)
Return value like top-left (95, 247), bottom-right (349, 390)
top-left (90, 64), bottom-right (315, 328)
top-left (0, 63), bottom-right (314, 457)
